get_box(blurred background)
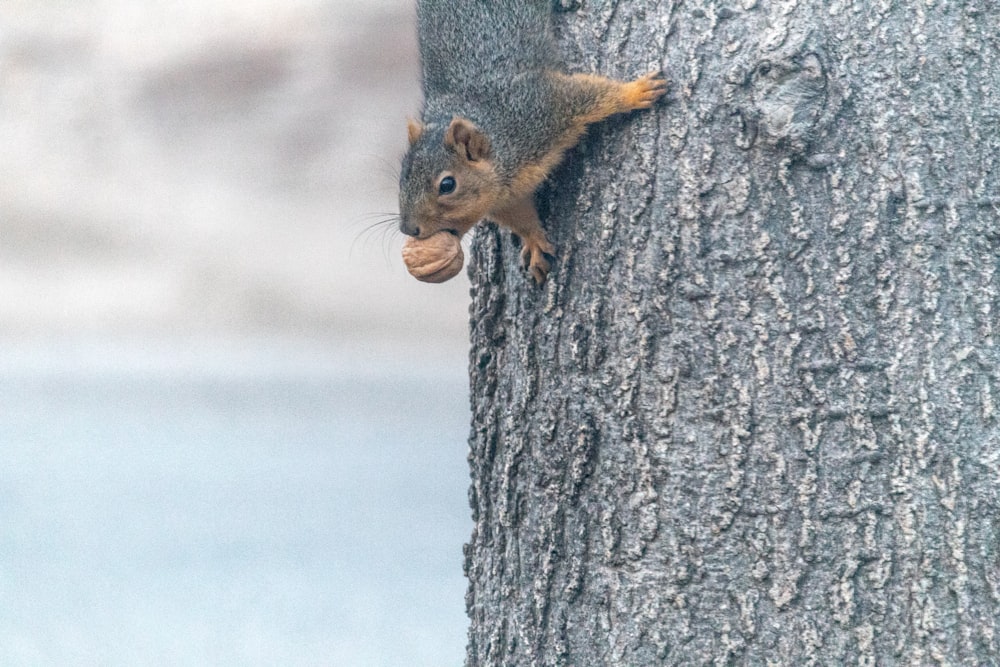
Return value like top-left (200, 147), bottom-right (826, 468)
top-left (1, 0), bottom-right (471, 664)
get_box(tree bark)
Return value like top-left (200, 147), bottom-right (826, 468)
top-left (464, 1), bottom-right (1000, 665)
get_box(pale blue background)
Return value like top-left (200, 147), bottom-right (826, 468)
top-left (0, 341), bottom-right (470, 665)
top-left (0, 1), bottom-right (473, 664)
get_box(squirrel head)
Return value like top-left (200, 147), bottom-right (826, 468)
top-left (398, 116), bottom-right (500, 240)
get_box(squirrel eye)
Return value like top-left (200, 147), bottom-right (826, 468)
top-left (438, 176), bottom-right (457, 195)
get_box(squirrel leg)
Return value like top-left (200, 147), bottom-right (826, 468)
top-left (490, 197), bottom-right (554, 285)
top-left (504, 72), bottom-right (667, 206)
top-left (554, 70), bottom-right (668, 125)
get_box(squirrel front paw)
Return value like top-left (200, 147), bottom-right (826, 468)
top-left (624, 71), bottom-right (669, 111)
top-left (520, 236), bottom-right (555, 285)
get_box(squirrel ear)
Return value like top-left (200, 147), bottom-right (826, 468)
top-left (444, 117), bottom-right (491, 162)
top-left (407, 118), bottom-right (424, 145)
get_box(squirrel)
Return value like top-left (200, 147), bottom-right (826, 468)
top-left (398, 0), bottom-right (667, 284)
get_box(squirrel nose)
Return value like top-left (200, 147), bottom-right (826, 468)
top-left (400, 217), bottom-right (420, 237)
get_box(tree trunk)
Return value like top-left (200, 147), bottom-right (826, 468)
top-left (464, 2), bottom-right (1000, 665)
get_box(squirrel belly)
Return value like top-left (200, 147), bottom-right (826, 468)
top-left (398, 0), bottom-right (667, 284)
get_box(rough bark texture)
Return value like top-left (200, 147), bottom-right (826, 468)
top-left (464, 1), bottom-right (1000, 665)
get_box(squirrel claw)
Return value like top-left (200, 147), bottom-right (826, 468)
top-left (520, 238), bottom-right (555, 285)
top-left (628, 71), bottom-right (669, 110)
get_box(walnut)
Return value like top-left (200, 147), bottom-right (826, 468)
top-left (401, 232), bottom-right (464, 283)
